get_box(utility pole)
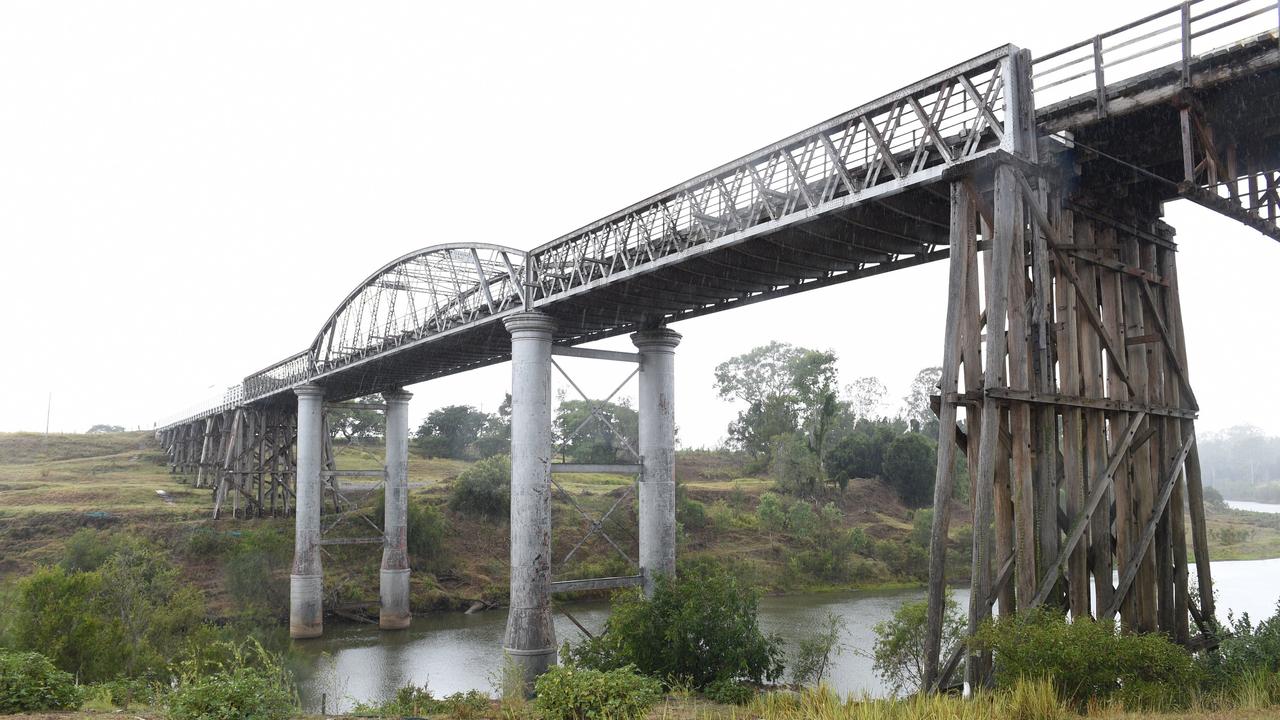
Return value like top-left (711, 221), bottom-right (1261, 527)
top-left (45, 392), bottom-right (51, 436)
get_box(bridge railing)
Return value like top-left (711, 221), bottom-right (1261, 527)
top-left (528, 46), bottom-right (1021, 302)
top-left (1033, 0), bottom-right (1280, 110)
top-left (244, 350), bottom-right (313, 402)
top-left (156, 383), bottom-right (245, 432)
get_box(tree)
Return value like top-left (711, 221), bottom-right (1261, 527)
top-left (554, 399), bottom-right (638, 464)
top-left (825, 418), bottom-right (906, 485)
top-left (86, 424), bottom-right (125, 433)
top-left (770, 432), bottom-right (820, 497)
top-left (716, 343), bottom-right (839, 469)
top-left (847, 376), bottom-right (888, 421)
top-left (328, 396), bottom-right (384, 443)
top-left (473, 393), bottom-right (512, 458)
top-left (791, 612), bottom-right (847, 687)
top-left (882, 432), bottom-right (937, 508)
top-left (901, 366), bottom-right (942, 438)
top-left (871, 592), bottom-right (964, 695)
top-left (415, 405), bottom-right (490, 459)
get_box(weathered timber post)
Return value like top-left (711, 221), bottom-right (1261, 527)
top-left (291, 383), bottom-right (325, 639)
top-left (923, 180), bottom-right (975, 690)
top-left (380, 388), bottom-right (412, 630)
top-left (503, 311), bottom-right (557, 689)
top-left (632, 328), bottom-right (681, 597)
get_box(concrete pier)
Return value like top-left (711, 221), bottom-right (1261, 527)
top-left (291, 383), bottom-right (325, 639)
top-left (632, 329), bottom-right (681, 596)
top-left (380, 389), bottom-right (412, 630)
top-left (502, 311), bottom-right (558, 690)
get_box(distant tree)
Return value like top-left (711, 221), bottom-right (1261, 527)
top-left (847, 376), bottom-right (888, 421)
top-left (328, 396), bottom-right (385, 443)
top-left (415, 405), bottom-right (489, 459)
top-left (770, 432), bottom-right (821, 497)
top-left (86, 424), bottom-right (125, 434)
top-left (901, 367), bottom-right (942, 439)
top-left (554, 399), bottom-right (638, 464)
top-left (825, 418), bottom-right (907, 485)
top-left (716, 342), bottom-right (839, 469)
top-left (882, 432), bottom-right (937, 508)
top-left (474, 394), bottom-right (512, 459)
top-left (1202, 485), bottom-right (1228, 512)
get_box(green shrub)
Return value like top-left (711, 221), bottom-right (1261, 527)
top-left (449, 454), bottom-right (511, 519)
top-left (224, 529), bottom-right (290, 618)
top-left (534, 665), bottom-right (661, 720)
top-left (882, 433), bottom-right (936, 508)
top-left (0, 650), bottom-right (82, 713)
top-left (372, 492), bottom-right (451, 571)
top-left (678, 496), bottom-right (708, 530)
top-left (167, 668), bottom-right (295, 720)
top-left (167, 638), bottom-right (297, 720)
top-left (566, 569), bottom-right (785, 688)
top-left (1202, 599), bottom-right (1280, 688)
top-left (872, 592), bottom-right (964, 695)
top-left (972, 608), bottom-right (1199, 710)
top-left (703, 677), bottom-right (754, 705)
top-left (757, 492), bottom-right (787, 535)
top-left (351, 683), bottom-right (489, 718)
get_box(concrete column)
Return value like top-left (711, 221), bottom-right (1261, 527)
top-left (632, 328), bottom-right (681, 597)
top-left (380, 388), bottom-right (412, 630)
top-left (502, 311), bottom-right (557, 689)
top-left (291, 383), bottom-right (325, 639)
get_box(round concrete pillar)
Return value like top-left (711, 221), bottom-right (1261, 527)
top-left (502, 311), bottom-right (558, 690)
top-left (380, 388), bottom-right (412, 630)
top-left (631, 328), bottom-right (681, 597)
top-left (291, 383), bottom-right (325, 639)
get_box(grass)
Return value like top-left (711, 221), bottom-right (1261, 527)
top-left (1201, 505), bottom-right (1280, 562)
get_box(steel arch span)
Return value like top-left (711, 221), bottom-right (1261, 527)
top-left (308, 243), bottom-right (528, 376)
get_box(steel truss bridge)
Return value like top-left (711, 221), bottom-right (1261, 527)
top-left (158, 0), bottom-right (1280, 691)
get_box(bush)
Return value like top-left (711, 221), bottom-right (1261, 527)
top-left (1203, 599), bottom-right (1280, 686)
top-left (449, 454), bottom-right (511, 519)
top-left (167, 638), bottom-right (297, 720)
top-left (757, 492), bottom-right (787, 535)
top-left (677, 496), bottom-right (708, 530)
top-left (0, 650), bottom-right (82, 713)
top-left (167, 668), bottom-right (296, 720)
top-left (703, 677), bottom-right (755, 705)
top-left (882, 433), bottom-right (936, 508)
top-left (872, 592), bottom-right (964, 695)
top-left (566, 569), bottom-right (785, 688)
top-left (224, 529), bottom-right (290, 618)
top-left (534, 665), bottom-right (661, 720)
top-left (790, 612), bottom-right (846, 687)
top-left (351, 684), bottom-right (489, 718)
top-left (972, 608), bottom-right (1199, 710)
top-left (372, 492), bottom-right (451, 571)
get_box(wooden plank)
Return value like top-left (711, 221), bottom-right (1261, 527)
top-left (1104, 432), bottom-right (1196, 620)
top-left (967, 162), bottom-right (1018, 689)
top-left (1078, 219), bottom-right (1113, 617)
top-left (924, 181), bottom-right (973, 690)
top-left (1005, 171), bottom-right (1037, 610)
top-left (1030, 412), bottom-right (1146, 608)
top-left (1055, 208), bottom-right (1090, 617)
top-left (981, 388), bottom-right (1196, 419)
top-left (1121, 236), bottom-right (1157, 633)
top-left (1029, 178), bottom-right (1060, 609)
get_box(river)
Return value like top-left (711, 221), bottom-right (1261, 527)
top-left (292, 558), bottom-right (1280, 712)
top-left (1225, 499), bottom-right (1280, 514)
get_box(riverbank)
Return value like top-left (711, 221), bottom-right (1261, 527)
top-left (0, 431), bottom-right (967, 621)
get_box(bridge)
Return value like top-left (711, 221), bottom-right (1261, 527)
top-left (157, 0), bottom-right (1280, 691)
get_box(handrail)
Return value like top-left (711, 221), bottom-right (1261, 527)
top-left (1032, 0), bottom-right (1280, 112)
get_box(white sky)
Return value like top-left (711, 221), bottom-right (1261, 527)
top-left (1, 1), bottom-right (1276, 447)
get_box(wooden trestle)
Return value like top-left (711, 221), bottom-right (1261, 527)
top-left (923, 147), bottom-right (1215, 691)
top-left (160, 406), bottom-right (318, 519)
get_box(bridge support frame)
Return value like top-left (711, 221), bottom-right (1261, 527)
top-left (632, 329), bottom-right (681, 597)
top-left (380, 389), bottom-right (413, 630)
top-left (925, 157), bottom-right (1215, 692)
top-left (503, 311), bottom-right (559, 692)
top-left (291, 383), bottom-right (325, 639)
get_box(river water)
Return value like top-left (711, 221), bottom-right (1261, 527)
top-left (292, 558), bottom-right (1280, 712)
top-left (1225, 500), bottom-right (1280, 514)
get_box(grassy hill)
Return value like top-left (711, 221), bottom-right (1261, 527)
top-left (0, 430), bottom-right (1273, 625)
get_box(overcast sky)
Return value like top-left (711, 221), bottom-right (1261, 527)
top-left (1, 0), bottom-right (1276, 447)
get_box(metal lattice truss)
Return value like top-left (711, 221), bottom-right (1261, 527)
top-left (309, 243), bottom-right (528, 375)
top-left (530, 46), bottom-right (1016, 299)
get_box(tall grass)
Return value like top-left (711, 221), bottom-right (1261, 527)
top-left (738, 680), bottom-right (1066, 720)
